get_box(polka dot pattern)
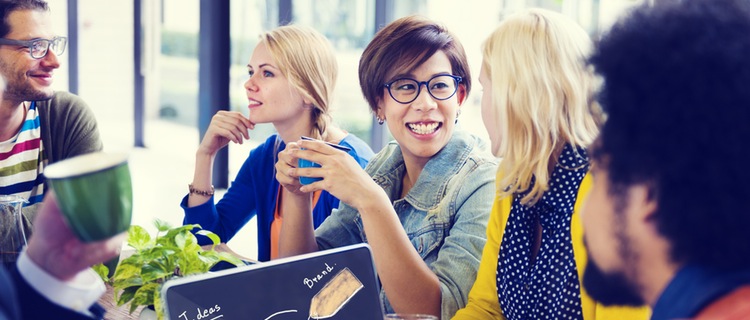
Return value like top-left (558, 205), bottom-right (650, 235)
top-left (496, 145), bottom-right (588, 319)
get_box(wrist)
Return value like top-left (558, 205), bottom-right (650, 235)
top-left (354, 187), bottom-right (390, 213)
top-left (17, 250), bottom-right (106, 313)
top-left (189, 184), bottom-right (215, 197)
top-left (195, 149), bottom-right (215, 160)
top-left (25, 242), bottom-right (68, 280)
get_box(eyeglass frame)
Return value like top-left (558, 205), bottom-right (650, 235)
top-left (0, 36), bottom-right (67, 59)
top-left (383, 74), bottom-right (463, 104)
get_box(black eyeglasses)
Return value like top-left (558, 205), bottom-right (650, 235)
top-left (0, 36), bottom-right (67, 59)
top-left (384, 74), bottom-right (462, 104)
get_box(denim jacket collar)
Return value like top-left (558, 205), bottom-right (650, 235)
top-left (370, 130), bottom-right (479, 211)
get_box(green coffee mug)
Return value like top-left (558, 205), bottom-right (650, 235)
top-left (44, 152), bottom-right (132, 242)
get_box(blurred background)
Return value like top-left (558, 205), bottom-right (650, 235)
top-left (44, 0), bottom-right (645, 260)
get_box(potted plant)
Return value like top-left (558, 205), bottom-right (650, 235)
top-left (95, 219), bottom-right (244, 320)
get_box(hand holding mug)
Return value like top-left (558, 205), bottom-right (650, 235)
top-left (44, 152), bottom-right (133, 242)
top-left (296, 136), bottom-right (351, 186)
top-left (275, 141), bottom-right (307, 195)
top-left (292, 138), bottom-right (383, 210)
top-left (25, 192), bottom-right (126, 281)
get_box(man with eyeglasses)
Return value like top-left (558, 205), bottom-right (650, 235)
top-left (0, 0), bottom-right (101, 243)
top-left (0, 0), bottom-right (105, 319)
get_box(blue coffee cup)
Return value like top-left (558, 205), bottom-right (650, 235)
top-left (298, 136), bottom-right (351, 185)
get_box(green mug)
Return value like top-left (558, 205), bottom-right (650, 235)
top-left (44, 152), bottom-right (133, 242)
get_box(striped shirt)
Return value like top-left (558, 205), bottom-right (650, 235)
top-left (0, 102), bottom-right (45, 206)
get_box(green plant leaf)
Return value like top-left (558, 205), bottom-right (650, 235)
top-left (127, 225), bottom-right (152, 251)
top-left (112, 262), bottom-right (141, 282)
top-left (92, 263), bottom-right (109, 282)
top-left (109, 220), bottom-right (233, 317)
top-left (156, 225), bottom-right (197, 248)
top-left (176, 251), bottom-right (212, 275)
top-left (116, 286), bottom-right (139, 307)
top-left (132, 283), bottom-right (160, 313)
top-left (154, 218), bottom-right (172, 232)
top-left (112, 277), bottom-right (143, 290)
top-left (196, 229), bottom-right (221, 246)
top-left (154, 289), bottom-right (165, 320)
top-left (173, 229), bottom-right (192, 248)
top-left (216, 252), bottom-right (245, 267)
top-left (111, 259), bottom-right (143, 285)
top-left (142, 260), bottom-right (172, 283)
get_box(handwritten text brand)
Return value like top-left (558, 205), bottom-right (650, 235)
top-left (304, 263), bottom-right (336, 289)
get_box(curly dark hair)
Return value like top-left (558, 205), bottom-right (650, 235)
top-left (0, 0), bottom-right (48, 37)
top-left (590, 0), bottom-right (750, 271)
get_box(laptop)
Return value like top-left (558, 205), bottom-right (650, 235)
top-left (161, 243), bottom-right (383, 320)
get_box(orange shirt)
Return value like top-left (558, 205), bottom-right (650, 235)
top-left (269, 185), bottom-right (321, 259)
top-left (695, 286), bottom-right (750, 320)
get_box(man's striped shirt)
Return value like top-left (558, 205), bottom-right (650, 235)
top-left (0, 102), bottom-right (45, 206)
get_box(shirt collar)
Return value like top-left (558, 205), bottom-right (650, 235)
top-left (651, 264), bottom-right (750, 320)
top-left (371, 130), bottom-right (479, 211)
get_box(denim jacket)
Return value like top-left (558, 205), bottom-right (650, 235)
top-left (315, 129), bottom-right (498, 319)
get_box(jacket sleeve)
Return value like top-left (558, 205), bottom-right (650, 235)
top-left (0, 266), bottom-right (20, 320)
top-left (452, 191), bottom-right (508, 320)
top-left (6, 264), bottom-right (97, 319)
top-left (182, 145), bottom-right (265, 245)
top-left (435, 160), bottom-right (496, 319)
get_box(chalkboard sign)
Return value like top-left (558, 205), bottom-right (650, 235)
top-left (161, 243), bottom-right (383, 320)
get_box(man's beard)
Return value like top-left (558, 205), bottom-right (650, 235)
top-left (0, 64), bottom-right (54, 102)
top-left (3, 79), bottom-right (53, 101)
top-left (583, 253), bottom-right (645, 306)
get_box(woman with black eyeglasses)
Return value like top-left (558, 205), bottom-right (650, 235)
top-left (276, 15), bottom-right (497, 318)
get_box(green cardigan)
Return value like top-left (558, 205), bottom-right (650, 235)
top-left (37, 91), bottom-right (103, 164)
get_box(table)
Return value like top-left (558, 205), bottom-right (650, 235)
top-left (99, 283), bottom-right (143, 320)
top-left (97, 247), bottom-right (142, 320)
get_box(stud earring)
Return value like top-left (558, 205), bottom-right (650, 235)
top-left (378, 117), bottom-right (385, 125)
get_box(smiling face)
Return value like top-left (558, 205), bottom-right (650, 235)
top-left (377, 50), bottom-right (465, 167)
top-left (244, 41), bottom-right (310, 128)
top-left (0, 9), bottom-right (60, 103)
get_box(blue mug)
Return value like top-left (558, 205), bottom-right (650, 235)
top-left (298, 136), bottom-right (351, 185)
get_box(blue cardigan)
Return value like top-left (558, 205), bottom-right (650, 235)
top-left (181, 134), bottom-right (374, 261)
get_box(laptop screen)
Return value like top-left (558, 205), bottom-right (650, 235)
top-left (161, 243), bottom-right (383, 320)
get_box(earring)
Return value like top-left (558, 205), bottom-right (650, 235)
top-left (455, 109), bottom-right (461, 124)
top-left (378, 117), bottom-right (384, 125)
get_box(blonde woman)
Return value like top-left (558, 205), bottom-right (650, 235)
top-left (453, 9), bottom-right (649, 319)
top-left (182, 25), bottom-right (374, 262)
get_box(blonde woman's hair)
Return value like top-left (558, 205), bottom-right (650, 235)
top-left (261, 25), bottom-right (338, 140)
top-left (482, 8), bottom-right (599, 205)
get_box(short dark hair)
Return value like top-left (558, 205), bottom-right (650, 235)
top-left (590, 0), bottom-right (750, 270)
top-left (0, 0), bottom-right (48, 37)
top-left (358, 15), bottom-right (471, 113)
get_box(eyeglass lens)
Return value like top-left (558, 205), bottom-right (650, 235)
top-left (389, 75), bottom-right (458, 104)
top-left (30, 37), bottom-right (66, 59)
